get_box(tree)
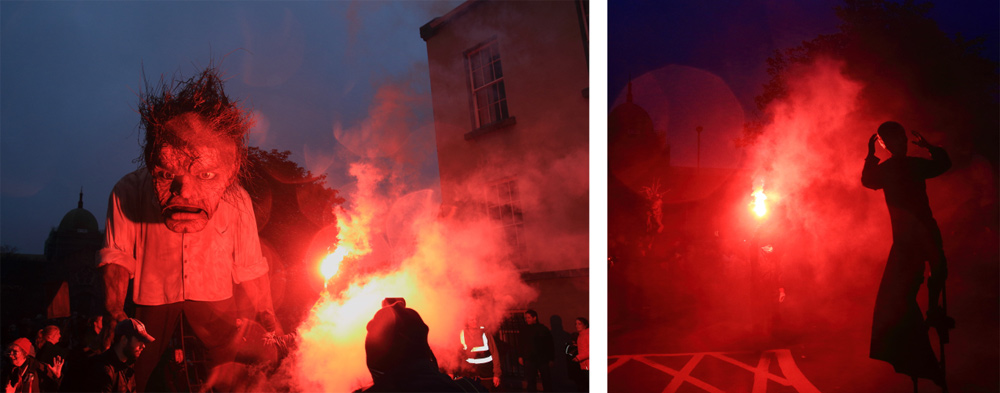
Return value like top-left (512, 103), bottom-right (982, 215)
top-left (241, 147), bottom-right (345, 329)
top-left (745, 0), bottom-right (998, 169)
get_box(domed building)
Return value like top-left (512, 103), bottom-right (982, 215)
top-left (44, 190), bottom-right (105, 318)
top-left (1, 190), bottom-right (105, 346)
top-left (608, 78), bottom-right (669, 170)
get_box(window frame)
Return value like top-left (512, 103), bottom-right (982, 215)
top-left (484, 178), bottom-right (526, 264)
top-left (465, 39), bottom-right (511, 130)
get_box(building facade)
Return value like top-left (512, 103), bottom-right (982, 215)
top-left (422, 1), bottom-right (590, 390)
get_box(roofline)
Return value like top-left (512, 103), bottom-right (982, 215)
top-left (420, 0), bottom-right (484, 41)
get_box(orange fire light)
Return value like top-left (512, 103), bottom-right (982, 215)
top-left (750, 188), bottom-right (767, 218)
top-left (320, 246), bottom-right (351, 282)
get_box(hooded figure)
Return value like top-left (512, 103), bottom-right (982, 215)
top-left (363, 301), bottom-right (485, 392)
top-left (862, 121), bottom-right (950, 385)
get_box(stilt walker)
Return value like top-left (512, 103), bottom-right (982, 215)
top-left (862, 123), bottom-right (953, 391)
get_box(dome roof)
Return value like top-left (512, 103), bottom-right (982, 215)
top-left (608, 79), bottom-right (655, 142)
top-left (609, 101), bottom-right (654, 138)
top-left (59, 208), bottom-right (99, 234)
top-left (58, 190), bottom-right (99, 234)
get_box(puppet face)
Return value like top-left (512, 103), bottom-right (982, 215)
top-left (151, 113), bottom-right (238, 233)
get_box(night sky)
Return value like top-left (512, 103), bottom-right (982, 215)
top-left (1, 2), bottom-right (996, 259)
top-left (1, 1), bottom-right (462, 254)
top-left (607, 1), bottom-right (999, 390)
top-left (609, 0), bottom-right (998, 169)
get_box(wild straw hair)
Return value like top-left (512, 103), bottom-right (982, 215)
top-left (138, 66), bottom-right (254, 185)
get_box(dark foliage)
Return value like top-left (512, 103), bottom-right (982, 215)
top-left (241, 147), bottom-right (345, 330)
top-left (744, 0), bottom-right (999, 169)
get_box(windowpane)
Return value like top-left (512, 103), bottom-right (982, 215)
top-left (483, 179), bottom-right (525, 263)
top-left (473, 69), bottom-right (484, 88)
top-left (483, 105), bottom-right (498, 125)
top-left (476, 90), bottom-right (490, 109)
top-left (490, 206), bottom-right (502, 220)
top-left (484, 61), bottom-right (495, 82)
top-left (472, 51), bottom-right (483, 70)
top-left (479, 107), bottom-right (491, 125)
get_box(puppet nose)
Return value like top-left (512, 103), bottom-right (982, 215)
top-left (170, 175), bottom-right (196, 199)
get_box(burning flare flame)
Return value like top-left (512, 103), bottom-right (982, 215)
top-left (750, 187), bottom-right (768, 218)
top-left (320, 245), bottom-right (351, 284)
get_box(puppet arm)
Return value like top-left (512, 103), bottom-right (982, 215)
top-left (102, 264), bottom-right (129, 322)
top-left (242, 274), bottom-right (281, 335)
top-left (100, 264), bottom-right (130, 348)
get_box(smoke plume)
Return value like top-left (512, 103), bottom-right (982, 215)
top-left (274, 75), bottom-right (537, 391)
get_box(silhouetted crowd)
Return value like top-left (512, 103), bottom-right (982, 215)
top-left (3, 314), bottom-right (167, 393)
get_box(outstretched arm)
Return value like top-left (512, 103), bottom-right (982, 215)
top-left (100, 264), bottom-right (130, 347)
top-left (241, 274), bottom-right (281, 334)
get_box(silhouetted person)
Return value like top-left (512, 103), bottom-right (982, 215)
top-left (862, 121), bottom-right (950, 386)
top-left (4, 338), bottom-right (45, 393)
top-left (34, 325), bottom-right (65, 393)
top-left (457, 316), bottom-right (501, 391)
top-left (570, 317), bottom-right (589, 392)
top-left (518, 309), bottom-right (554, 392)
top-left (88, 318), bottom-right (156, 393)
top-left (362, 299), bottom-right (486, 392)
top-left (748, 218), bottom-right (785, 344)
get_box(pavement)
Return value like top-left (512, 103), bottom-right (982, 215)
top-left (607, 316), bottom-right (996, 393)
top-left (606, 249), bottom-right (999, 393)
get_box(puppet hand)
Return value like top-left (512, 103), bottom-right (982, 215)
top-left (5, 380), bottom-right (15, 393)
top-left (101, 315), bottom-right (125, 352)
top-left (258, 311), bottom-right (278, 333)
top-left (263, 332), bottom-right (283, 350)
top-left (110, 310), bottom-right (127, 324)
top-left (493, 376), bottom-right (500, 387)
top-left (868, 134), bottom-right (878, 156)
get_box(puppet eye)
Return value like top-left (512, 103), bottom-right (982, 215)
top-left (156, 170), bottom-right (175, 180)
top-left (198, 172), bottom-right (216, 180)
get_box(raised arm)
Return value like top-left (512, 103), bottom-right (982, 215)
top-left (861, 134), bottom-right (883, 190)
top-left (912, 130), bottom-right (950, 178)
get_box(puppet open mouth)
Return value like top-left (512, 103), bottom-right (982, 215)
top-left (163, 205), bottom-right (208, 221)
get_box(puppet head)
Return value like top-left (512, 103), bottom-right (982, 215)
top-left (139, 67), bottom-right (253, 233)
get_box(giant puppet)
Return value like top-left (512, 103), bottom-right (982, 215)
top-left (98, 67), bottom-right (278, 391)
